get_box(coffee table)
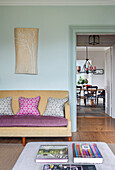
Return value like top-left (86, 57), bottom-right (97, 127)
top-left (13, 142), bottom-right (115, 170)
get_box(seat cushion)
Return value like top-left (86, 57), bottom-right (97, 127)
top-left (0, 115), bottom-right (68, 127)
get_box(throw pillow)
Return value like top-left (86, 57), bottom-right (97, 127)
top-left (0, 97), bottom-right (14, 115)
top-left (43, 97), bottom-right (68, 117)
top-left (17, 96), bottom-right (40, 116)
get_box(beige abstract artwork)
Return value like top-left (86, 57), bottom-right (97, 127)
top-left (15, 28), bottom-right (38, 74)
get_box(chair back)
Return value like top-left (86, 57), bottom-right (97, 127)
top-left (87, 86), bottom-right (98, 90)
top-left (98, 89), bottom-right (105, 97)
top-left (77, 85), bottom-right (82, 89)
top-left (87, 86), bottom-right (98, 97)
top-left (76, 86), bottom-right (82, 98)
top-left (84, 85), bottom-right (92, 89)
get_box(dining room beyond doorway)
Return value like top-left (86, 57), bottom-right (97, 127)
top-left (76, 46), bottom-right (111, 117)
top-left (76, 34), bottom-right (115, 118)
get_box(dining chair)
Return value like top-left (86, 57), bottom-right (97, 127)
top-left (84, 86), bottom-right (98, 107)
top-left (97, 90), bottom-right (105, 106)
top-left (83, 85), bottom-right (92, 106)
top-left (76, 86), bottom-right (82, 108)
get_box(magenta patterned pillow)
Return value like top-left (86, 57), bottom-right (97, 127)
top-left (17, 96), bottom-right (40, 116)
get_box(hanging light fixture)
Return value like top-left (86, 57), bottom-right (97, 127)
top-left (89, 35), bottom-right (100, 45)
top-left (77, 35), bottom-right (104, 75)
top-left (82, 47), bottom-right (96, 74)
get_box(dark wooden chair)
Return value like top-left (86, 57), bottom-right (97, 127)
top-left (83, 85), bottom-right (92, 105)
top-left (84, 86), bottom-right (98, 107)
top-left (76, 86), bottom-right (82, 108)
top-left (97, 90), bottom-right (105, 106)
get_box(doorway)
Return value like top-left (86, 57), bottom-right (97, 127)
top-left (69, 26), bottom-right (115, 132)
top-left (76, 34), bottom-right (115, 118)
top-left (76, 45), bottom-right (113, 117)
top-left (76, 34), bottom-right (115, 135)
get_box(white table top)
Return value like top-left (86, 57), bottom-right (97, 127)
top-left (13, 142), bottom-right (115, 170)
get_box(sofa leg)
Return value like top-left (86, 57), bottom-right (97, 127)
top-left (68, 137), bottom-right (72, 141)
top-left (22, 137), bottom-right (26, 146)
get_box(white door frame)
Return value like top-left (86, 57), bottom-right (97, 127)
top-left (110, 47), bottom-right (113, 117)
top-left (105, 48), bottom-right (112, 116)
top-left (69, 26), bottom-right (115, 132)
top-left (111, 45), bottom-right (115, 119)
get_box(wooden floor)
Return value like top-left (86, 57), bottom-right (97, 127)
top-left (0, 117), bottom-right (115, 144)
top-left (77, 117), bottom-right (115, 132)
top-left (77, 104), bottom-right (107, 117)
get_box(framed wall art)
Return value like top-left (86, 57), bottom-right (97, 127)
top-left (93, 69), bottom-right (104, 75)
top-left (15, 28), bottom-right (39, 74)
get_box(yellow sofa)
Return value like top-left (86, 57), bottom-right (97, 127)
top-left (0, 90), bottom-right (72, 146)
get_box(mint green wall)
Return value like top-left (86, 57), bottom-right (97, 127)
top-left (0, 6), bottom-right (115, 132)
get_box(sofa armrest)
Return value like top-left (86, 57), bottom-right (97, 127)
top-left (65, 101), bottom-right (71, 121)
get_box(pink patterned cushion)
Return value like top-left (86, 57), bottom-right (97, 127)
top-left (17, 96), bottom-right (40, 116)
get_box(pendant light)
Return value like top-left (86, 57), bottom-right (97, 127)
top-left (82, 47), bottom-right (96, 74)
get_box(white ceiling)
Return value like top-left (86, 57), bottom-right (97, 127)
top-left (0, 0), bottom-right (115, 6)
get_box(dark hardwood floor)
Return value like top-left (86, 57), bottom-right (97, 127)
top-left (0, 117), bottom-right (115, 144)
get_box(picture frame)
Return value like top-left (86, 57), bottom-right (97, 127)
top-left (93, 69), bottom-right (104, 75)
top-left (15, 28), bottom-right (39, 74)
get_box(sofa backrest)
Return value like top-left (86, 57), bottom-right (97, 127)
top-left (0, 90), bottom-right (69, 115)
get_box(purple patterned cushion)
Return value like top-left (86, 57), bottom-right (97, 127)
top-left (16, 96), bottom-right (40, 116)
top-left (0, 115), bottom-right (68, 127)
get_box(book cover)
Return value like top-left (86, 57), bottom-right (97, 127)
top-left (43, 164), bottom-right (96, 170)
top-left (72, 143), bottom-right (103, 164)
top-left (36, 145), bottom-right (68, 163)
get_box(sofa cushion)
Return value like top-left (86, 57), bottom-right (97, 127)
top-left (17, 96), bottom-right (40, 116)
top-left (43, 97), bottom-right (68, 117)
top-left (0, 115), bottom-right (68, 127)
top-left (0, 97), bottom-right (14, 115)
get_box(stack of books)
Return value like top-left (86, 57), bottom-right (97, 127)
top-left (35, 143), bottom-right (103, 167)
top-left (72, 143), bottom-right (103, 163)
top-left (36, 145), bottom-right (68, 163)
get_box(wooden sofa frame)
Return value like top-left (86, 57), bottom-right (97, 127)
top-left (0, 90), bottom-right (72, 146)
